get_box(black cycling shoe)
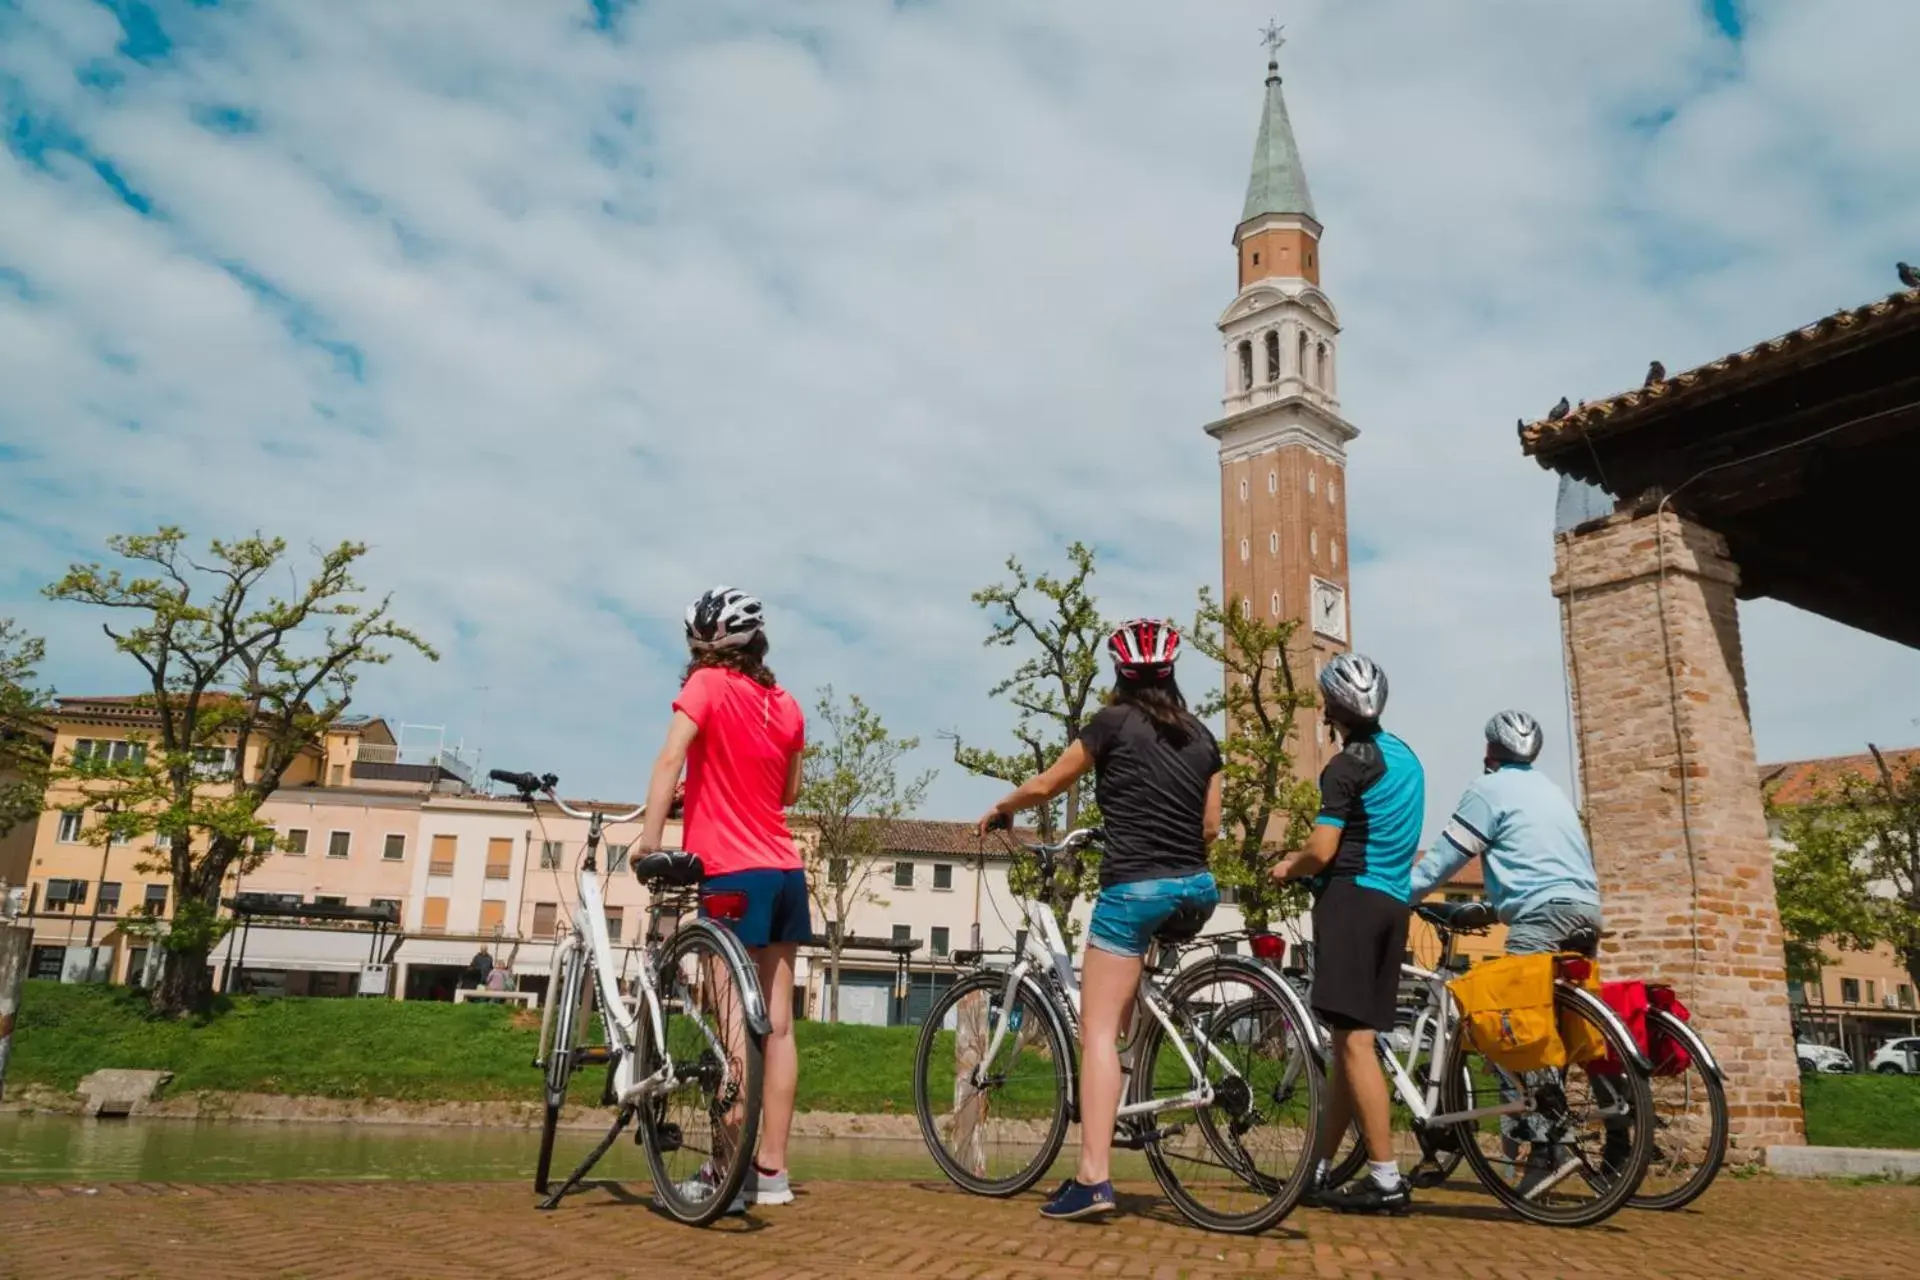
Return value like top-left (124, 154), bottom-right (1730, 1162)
top-left (1300, 1168), bottom-right (1334, 1208)
top-left (1330, 1175), bottom-right (1413, 1216)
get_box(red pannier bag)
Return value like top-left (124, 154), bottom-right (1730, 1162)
top-left (1645, 983), bottom-right (1695, 1077)
top-left (1588, 980), bottom-right (1650, 1078)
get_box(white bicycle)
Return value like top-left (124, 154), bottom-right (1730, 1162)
top-left (490, 768), bottom-right (771, 1224)
top-left (911, 824), bottom-right (1327, 1234)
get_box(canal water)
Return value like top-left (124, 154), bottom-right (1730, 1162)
top-left (0, 1113), bottom-right (953, 1185)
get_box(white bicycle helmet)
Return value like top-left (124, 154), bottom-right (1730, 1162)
top-left (1485, 709), bottom-right (1544, 764)
top-left (1319, 652), bottom-right (1388, 723)
top-left (684, 586), bottom-right (765, 651)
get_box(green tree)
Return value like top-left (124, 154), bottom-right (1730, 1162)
top-left (945, 542), bottom-right (1107, 931)
top-left (46, 529), bottom-right (435, 1016)
top-left (0, 618), bottom-right (53, 840)
top-left (1188, 588), bottom-right (1321, 930)
top-left (794, 687), bottom-right (935, 1022)
top-left (1769, 745), bottom-right (1920, 997)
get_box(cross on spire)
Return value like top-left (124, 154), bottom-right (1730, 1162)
top-left (1260, 20), bottom-right (1286, 63)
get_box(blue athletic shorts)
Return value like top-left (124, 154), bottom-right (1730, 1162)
top-left (1087, 871), bottom-right (1219, 958)
top-left (699, 868), bottom-right (814, 949)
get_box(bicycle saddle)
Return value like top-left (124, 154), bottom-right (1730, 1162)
top-left (632, 851), bottom-right (705, 887)
top-left (1153, 901), bottom-right (1213, 946)
top-left (1415, 900), bottom-right (1498, 932)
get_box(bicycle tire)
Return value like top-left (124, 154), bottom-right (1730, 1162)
top-left (1446, 985), bottom-right (1656, 1228)
top-left (1133, 957), bottom-right (1323, 1235)
top-left (638, 922), bottom-right (765, 1226)
top-left (534, 940), bottom-right (587, 1195)
top-left (1627, 1008), bottom-right (1728, 1212)
top-left (912, 969), bottom-right (1072, 1197)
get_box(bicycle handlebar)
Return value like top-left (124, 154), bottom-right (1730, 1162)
top-left (488, 767), bottom-right (646, 825)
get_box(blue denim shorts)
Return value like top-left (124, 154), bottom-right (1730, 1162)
top-left (1087, 872), bottom-right (1219, 958)
top-left (700, 868), bottom-right (813, 949)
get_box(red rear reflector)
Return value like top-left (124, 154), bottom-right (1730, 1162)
top-left (1558, 956), bottom-right (1592, 983)
top-left (702, 891), bottom-right (748, 922)
top-left (1249, 933), bottom-right (1286, 962)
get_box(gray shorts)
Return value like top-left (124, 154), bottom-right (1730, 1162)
top-left (1503, 900), bottom-right (1602, 956)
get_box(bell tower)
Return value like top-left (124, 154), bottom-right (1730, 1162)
top-left (1204, 29), bottom-right (1358, 776)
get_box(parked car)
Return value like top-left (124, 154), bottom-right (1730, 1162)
top-left (1868, 1036), bottom-right (1920, 1075)
top-left (1797, 1041), bottom-right (1853, 1073)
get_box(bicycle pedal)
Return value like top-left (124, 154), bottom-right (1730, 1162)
top-left (1409, 1166), bottom-right (1450, 1189)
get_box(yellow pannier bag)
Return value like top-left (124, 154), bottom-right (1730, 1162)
top-left (1449, 953), bottom-right (1566, 1074)
top-left (1558, 958), bottom-right (1612, 1068)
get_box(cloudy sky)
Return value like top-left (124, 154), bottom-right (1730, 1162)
top-left (4, 0), bottom-right (1918, 837)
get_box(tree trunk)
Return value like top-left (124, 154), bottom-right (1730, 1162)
top-left (828, 942), bottom-right (842, 1024)
top-left (151, 942), bottom-right (215, 1017)
top-left (951, 986), bottom-right (988, 1178)
top-left (149, 869), bottom-right (225, 1018)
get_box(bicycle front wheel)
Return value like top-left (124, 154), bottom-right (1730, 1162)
top-left (1627, 1008), bottom-right (1728, 1211)
top-left (913, 970), bottom-right (1072, 1197)
top-left (1134, 958), bottom-right (1323, 1234)
top-left (1446, 985), bottom-right (1655, 1228)
top-left (638, 923), bottom-right (765, 1225)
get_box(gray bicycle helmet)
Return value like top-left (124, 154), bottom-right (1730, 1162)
top-left (684, 586), bottom-right (765, 651)
top-left (1318, 652), bottom-right (1388, 723)
top-left (1485, 709), bottom-right (1544, 764)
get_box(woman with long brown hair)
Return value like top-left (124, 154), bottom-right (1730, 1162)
top-left (976, 618), bottom-right (1223, 1221)
top-left (638, 586), bottom-right (808, 1213)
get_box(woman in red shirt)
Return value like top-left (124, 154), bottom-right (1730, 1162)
top-left (638, 586), bottom-right (808, 1211)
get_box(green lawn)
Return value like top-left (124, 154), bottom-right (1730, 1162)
top-left (7, 980), bottom-right (925, 1111)
top-left (1801, 1073), bottom-right (1920, 1150)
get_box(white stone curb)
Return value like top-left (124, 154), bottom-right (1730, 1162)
top-left (1766, 1145), bottom-right (1920, 1179)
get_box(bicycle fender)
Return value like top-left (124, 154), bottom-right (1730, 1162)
top-left (1018, 972), bottom-right (1080, 1114)
top-left (1559, 982), bottom-right (1652, 1074)
top-left (1213, 954), bottom-right (1330, 1060)
top-left (688, 918), bottom-right (774, 1037)
top-left (1648, 1006), bottom-right (1724, 1082)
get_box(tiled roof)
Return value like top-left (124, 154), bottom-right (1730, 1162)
top-left (1760, 747), bottom-right (1920, 808)
top-left (855, 817), bottom-right (1039, 859)
top-left (1520, 285), bottom-right (1920, 454)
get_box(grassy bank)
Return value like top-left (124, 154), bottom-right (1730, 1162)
top-left (1801, 1074), bottom-right (1920, 1150)
top-left (7, 980), bottom-right (922, 1111)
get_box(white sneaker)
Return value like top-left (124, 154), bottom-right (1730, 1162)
top-left (746, 1166), bottom-right (794, 1206)
top-left (653, 1163), bottom-right (748, 1215)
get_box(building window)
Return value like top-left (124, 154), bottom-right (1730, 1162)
top-left (430, 834), bottom-right (457, 876)
top-left (191, 746), bottom-right (239, 779)
top-left (48, 878), bottom-right (85, 908)
top-left (829, 857), bottom-right (849, 886)
top-left (329, 764), bottom-right (345, 786)
top-left (607, 844), bottom-right (629, 872)
top-left (605, 906), bottom-right (624, 942)
top-left (894, 861), bottom-right (914, 889)
top-left (144, 884), bottom-right (168, 914)
top-left (1317, 341), bottom-right (1329, 387)
top-left (1841, 978), bottom-right (1861, 1004)
top-left (1297, 330), bottom-right (1310, 382)
top-left (1267, 470), bottom-right (1277, 494)
top-left (1329, 480), bottom-right (1339, 506)
top-left (1263, 330), bottom-right (1280, 384)
top-left (422, 897), bottom-right (449, 933)
top-left (56, 811), bottom-right (84, 843)
top-left (72, 739), bottom-right (146, 767)
top-left (327, 830), bottom-right (351, 859)
top-left (1899, 984), bottom-right (1915, 1010)
top-left (1269, 531), bottom-right (1279, 554)
top-left (931, 926), bottom-right (950, 958)
top-left (540, 841), bottom-right (565, 870)
top-left (1307, 471), bottom-right (1317, 495)
top-left (382, 834), bottom-right (406, 862)
top-left (484, 837), bottom-right (511, 880)
top-left (1238, 477), bottom-right (1248, 501)
top-left (1240, 599), bottom-right (1252, 620)
top-left (1270, 591), bottom-right (1281, 616)
top-left (1237, 340), bottom-right (1253, 391)
top-left (97, 882), bottom-right (122, 914)
top-left (1310, 529), bottom-right (1319, 559)
top-left (891, 924), bottom-right (911, 945)
top-left (1239, 538), bottom-right (1250, 563)
top-left (154, 831), bottom-right (174, 851)
top-left (283, 828), bottom-right (309, 855)
top-left (1866, 980), bottom-right (1877, 1005)
top-left (314, 895), bottom-right (346, 908)
top-left (933, 864), bottom-right (954, 891)
top-left (1331, 539), bottom-right (1341, 567)
top-left (532, 902), bottom-right (558, 937)
top-left (478, 899), bottom-right (505, 935)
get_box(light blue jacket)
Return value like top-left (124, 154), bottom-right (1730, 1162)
top-left (1408, 763), bottom-right (1600, 924)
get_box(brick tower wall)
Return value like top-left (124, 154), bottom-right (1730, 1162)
top-left (1552, 510), bottom-right (1804, 1159)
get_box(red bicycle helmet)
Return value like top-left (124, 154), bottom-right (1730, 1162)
top-left (1108, 618), bottom-right (1181, 680)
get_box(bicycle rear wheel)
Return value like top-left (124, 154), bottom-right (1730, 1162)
top-left (1133, 958), bottom-right (1323, 1234)
top-left (913, 970), bottom-right (1072, 1197)
top-left (534, 938), bottom-right (588, 1195)
top-left (1446, 985), bottom-right (1655, 1227)
top-left (1627, 1008), bottom-right (1728, 1211)
top-left (638, 923), bottom-right (765, 1225)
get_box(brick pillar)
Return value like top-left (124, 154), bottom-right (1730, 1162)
top-left (1553, 510), bottom-right (1804, 1158)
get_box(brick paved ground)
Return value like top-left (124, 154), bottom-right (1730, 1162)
top-left (2, 1176), bottom-right (1915, 1279)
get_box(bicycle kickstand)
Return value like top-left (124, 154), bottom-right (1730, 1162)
top-left (537, 1104), bottom-right (636, 1211)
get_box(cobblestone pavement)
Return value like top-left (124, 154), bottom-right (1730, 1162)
top-left (2, 1176), bottom-right (1915, 1279)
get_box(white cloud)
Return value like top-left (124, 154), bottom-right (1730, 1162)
top-left (2, 0), bottom-right (1918, 837)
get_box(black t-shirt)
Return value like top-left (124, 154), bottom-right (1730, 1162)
top-left (1076, 704), bottom-right (1223, 888)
